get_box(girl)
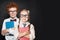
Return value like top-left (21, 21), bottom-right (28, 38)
top-left (18, 9), bottom-right (35, 40)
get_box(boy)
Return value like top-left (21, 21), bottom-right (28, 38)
top-left (1, 2), bottom-right (19, 40)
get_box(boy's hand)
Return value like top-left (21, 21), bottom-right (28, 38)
top-left (1, 30), bottom-right (9, 36)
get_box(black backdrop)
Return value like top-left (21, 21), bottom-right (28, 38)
top-left (0, 0), bottom-right (47, 40)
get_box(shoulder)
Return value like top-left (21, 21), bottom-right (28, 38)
top-left (16, 18), bottom-right (19, 19)
top-left (27, 22), bottom-right (34, 27)
top-left (30, 24), bottom-right (34, 26)
top-left (30, 23), bottom-right (35, 28)
top-left (17, 18), bottom-right (19, 20)
top-left (16, 18), bottom-right (19, 20)
top-left (3, 18), bottom-right (10, 22)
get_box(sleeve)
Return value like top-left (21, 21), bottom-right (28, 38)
top-left (2, 20), bottom-right (6, 31)
top-left (30, 24), bottom-right (35, 40)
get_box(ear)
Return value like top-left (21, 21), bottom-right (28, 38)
top-left (28, 10), bottom-right (30, 13)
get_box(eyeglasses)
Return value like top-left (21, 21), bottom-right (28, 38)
top-left (20, 14), bottom-right (29, 18)
top-left (9, 10), bottom-right (17, 13)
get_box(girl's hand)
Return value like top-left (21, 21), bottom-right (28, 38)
top-left (18, 31), bottom-right (30, 38)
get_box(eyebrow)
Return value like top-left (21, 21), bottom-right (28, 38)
top-left (20, 14), bottom-right (28, 15)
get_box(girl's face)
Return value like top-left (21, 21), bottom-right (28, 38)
top-left (20, 10), bottom-right (29, 22)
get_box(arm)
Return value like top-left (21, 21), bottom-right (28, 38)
top-left (29, 24), bottom-right (35, 40)
top-left (1, 20), bottom-right (9, 36)
top-left (18, 30), bottom-right (30, 38)
top-left (1, 30), bottom-right (9, 36)
top-left (20, 24), bottom-right (35, 39)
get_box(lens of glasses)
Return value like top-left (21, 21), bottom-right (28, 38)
top-left (21, 14), bottom-right (29, 18)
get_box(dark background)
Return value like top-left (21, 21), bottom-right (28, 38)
top-left (0, 0), bottom-right (47, 40)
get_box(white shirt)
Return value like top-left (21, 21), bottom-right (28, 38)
top-left (2, 17), bottom-right (19, 38)
top-left (19, 21), bottom-right (35, 40)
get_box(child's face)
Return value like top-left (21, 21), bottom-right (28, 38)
top-left (20, 10), bottom-right (29, 22)
top-left (8, 7), bottom-right (17, 18)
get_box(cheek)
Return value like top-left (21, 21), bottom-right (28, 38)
top-left (9, 13), bottom-right (17, 17)
top-left (23, 18), bottom-right (28, 21)
top-left (13, 13), bottom-right (17, 16)
top-left (20, 17), bottom-right (28, 21)
top-left (14, 13), bottom-right (17, 16)
top-left (9, 13), bottom-right (12, 16)
top-left (26, 18), bottom-right (28, 21)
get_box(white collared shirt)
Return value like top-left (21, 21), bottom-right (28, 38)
top-left (2, 17), bottom-right (19, 38)
top-left (19, 21), bottom-right (35, 40)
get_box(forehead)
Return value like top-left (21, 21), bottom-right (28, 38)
top-left (20, 10), bottom-right (28, 15)
top-left (9, 7), bottom-right (17, 11)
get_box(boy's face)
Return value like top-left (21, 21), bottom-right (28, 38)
top-left (20, 11), bottom-right (29, 22)
top-left (8, 7), bottom-right (17, 18)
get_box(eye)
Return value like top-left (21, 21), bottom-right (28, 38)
top-left (10, 12), bottom-right (12, 13)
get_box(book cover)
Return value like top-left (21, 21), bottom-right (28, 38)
top-left (6, 21), bottom-right (14, 29)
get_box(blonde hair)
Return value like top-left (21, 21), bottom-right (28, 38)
top-left (20, 9), bottom-right (30, 14)
top-left (20, 9), bottom-right (30, 21)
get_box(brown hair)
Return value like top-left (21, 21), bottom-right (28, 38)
top-left (6, 2), bottom-right (18, 12)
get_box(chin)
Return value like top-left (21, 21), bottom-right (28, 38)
top-left (11, 16), bottom-right (15, 18)
top-left (23, 20), bottom-right (26, 22)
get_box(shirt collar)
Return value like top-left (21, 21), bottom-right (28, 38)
top-left (9, 17), bottom-right (17, 20)
top-left (19, 21), bottom-right (30, 27)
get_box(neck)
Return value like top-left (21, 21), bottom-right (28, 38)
top-left (22, 21), bottom-right (26, 24)
top-left (20, 21), bottom-right (26, 24)
top-left (10, 17), bottom-right (16, 19)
